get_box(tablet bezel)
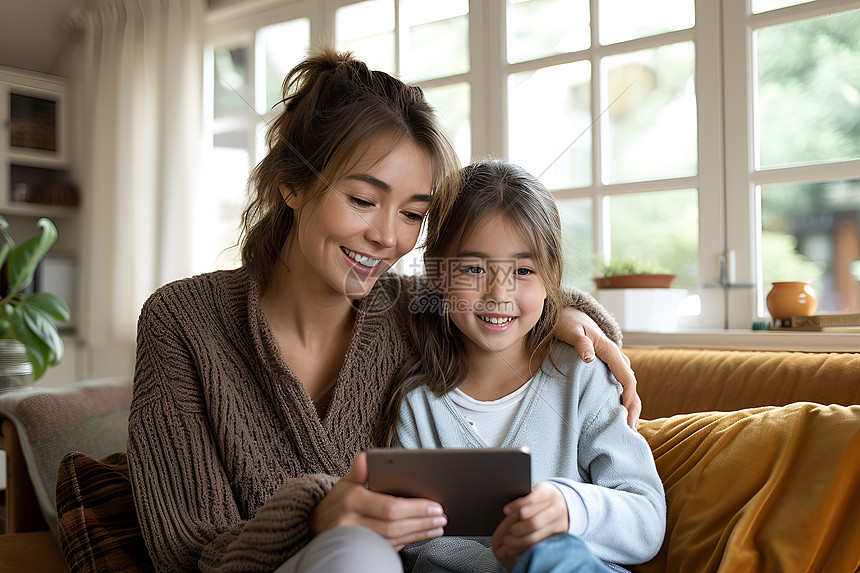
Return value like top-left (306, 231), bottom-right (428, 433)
top-left (366, 447), bottom-right (532, 536)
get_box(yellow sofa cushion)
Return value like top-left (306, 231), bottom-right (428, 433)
top-left (635, 403), bottom-right (860, 573)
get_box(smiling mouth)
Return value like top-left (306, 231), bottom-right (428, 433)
top-left (478, 315), bottom-right (515, 325)
top-left (343, 247), bottom-right (382, 269)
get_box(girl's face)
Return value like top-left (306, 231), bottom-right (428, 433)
top-left (444, 213), bottom-right (547, 358)
top-left (285, 137), bottom-right (433, 299)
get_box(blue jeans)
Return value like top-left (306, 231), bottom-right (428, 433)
top-left (511, 534), bottom-right (618, 573)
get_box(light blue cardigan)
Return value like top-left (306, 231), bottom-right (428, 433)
top-left (396, 342), bottom-right (666, 572)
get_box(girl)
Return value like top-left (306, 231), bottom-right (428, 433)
top-left (383, 160), bottom-right (666, 573)
top-left (128, 50), bottom-right (639, 573)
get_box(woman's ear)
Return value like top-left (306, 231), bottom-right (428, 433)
top-left (280, 184), bottom-right (300, 209)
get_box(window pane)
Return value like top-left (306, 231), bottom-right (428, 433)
top-left (602, 42), bottom-right (697, 184)
top-left (336, 0), bottom-right (395, 74)
top-left (423, 83), bottom-right (471, 166)
top-left (752, 0), bottom-right (814, 14)
top-left (608, 189), bottom-right (699, 292)
top-left (508, 61), bottom-right (591, 190)
top-left (760, 179), bottom-right (860, 313)
top-left (401, 0), bottom-right (469, 81)
top-left (599, 0), bottom-right (694, 45)
top-left (197, 131), bottom-right (250, 273)
top-left (506, 0), bottom-right (590, 64)
top-left (214, 45), bottom-right (250, 118)
top-left (256, 19), bottom-right (310, 112)
top-left (755, 9), bottom-right (860, 169)
top-left (558, 198), bottom-right (594, 292)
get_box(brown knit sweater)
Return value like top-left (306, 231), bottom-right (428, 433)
top-left (127, 267), bottom-right (620, 572)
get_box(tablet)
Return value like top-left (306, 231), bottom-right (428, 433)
top-left (366, 447), bottom-right (531, 536)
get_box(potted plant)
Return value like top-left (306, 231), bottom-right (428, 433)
top-left (0, 215), bottom-right (70, 385)
top-left (594, 256), bottom-right (677, 289)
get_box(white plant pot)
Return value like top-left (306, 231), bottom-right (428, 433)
top-left (0, 339), bottom-right (34, 391)
top-left (595, 288), bottom-right (688, 332)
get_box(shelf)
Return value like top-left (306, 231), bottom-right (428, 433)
top-left (2, 67), bottom-right (73, 217)
top-left (0, 202), bottom-right (77, 219)
top-left (8, 150), bottom-right (67, 170)
top-left (623, 329), bottom-right (859, 353)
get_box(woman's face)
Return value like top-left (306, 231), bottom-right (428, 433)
top-left (444, 213), bottom-right (547, 358)
top-left (285, 137), bottom-right (433, 299)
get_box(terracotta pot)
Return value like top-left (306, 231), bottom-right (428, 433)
top-left (595, 274), bottom-right (677, 289)
top-left (766, 281), bottom-right (818, 325)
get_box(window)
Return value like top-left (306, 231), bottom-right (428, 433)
top-left (725, 2), bottom-right (860, 330)
top-left (501, 0), bottom-right (709, 328)
top-left (202, 1), bottom-right (471, 276)
top-left (202, 0), bottom-right (860, 346)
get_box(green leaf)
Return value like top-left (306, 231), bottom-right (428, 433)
top-left (7, 218), bottom-right (58, 294)
top-left (24, 292), bottom-right (70, 322)
top-left (0, 218), bottom-right (13, 271)
top-left (10, 311), bottom-right (49, 379)
top-left (0, 240), bottom-right (10, 272)
top-left (30, 351), bottom-right (48, 381)
top-left (20, 304), bottom-right (63, 366)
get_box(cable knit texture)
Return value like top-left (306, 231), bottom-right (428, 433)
top-left (127, 268), bottom-right (619, 572)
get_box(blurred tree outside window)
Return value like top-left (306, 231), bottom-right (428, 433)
top-left (608, 190), bottom-right (699, 292)
top-left (558, 198), bottom-right (593, 292)
top-left (761, 179), bottom-right (860, 313)
top-left (756, 10), bottom-right (860, 169)
top-left (756, 8), bottom-right (860, 313)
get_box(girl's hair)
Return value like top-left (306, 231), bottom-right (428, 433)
top-left (240, 46), bottom-right (460, 287)
top-left (377, 159), bottom-right (565, 446)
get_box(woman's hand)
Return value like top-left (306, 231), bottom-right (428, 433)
top-left (557, 307), bottom-right (641, 429)
top-left (310, 453), bottom-right (447, 550)
top-left (491, 482), bottom-right (568, 571)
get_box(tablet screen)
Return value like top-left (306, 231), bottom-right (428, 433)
top-left (366, 447), bottom-right (531, 536)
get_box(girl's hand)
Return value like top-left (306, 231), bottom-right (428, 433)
top-left (491, 482), bottom-right (569, 570)
top-left (557, 308), bottom-right (641, 429)
top-left (310, 453), bottom-right (447, 549)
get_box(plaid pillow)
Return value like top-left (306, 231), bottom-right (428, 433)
top-left (56, 451), bottom-right (154, 573)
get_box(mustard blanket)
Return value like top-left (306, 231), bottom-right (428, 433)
top-left (636, 403), bottom-right (860, 573)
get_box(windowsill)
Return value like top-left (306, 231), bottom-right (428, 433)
top-left (623, 330), bottom-right (859, 352)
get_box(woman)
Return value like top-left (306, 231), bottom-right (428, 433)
top-left (127, 47), bottom-right (639, 573)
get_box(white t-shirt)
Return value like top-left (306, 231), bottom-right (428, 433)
top-left (448, 380), bottom-right (531, 447)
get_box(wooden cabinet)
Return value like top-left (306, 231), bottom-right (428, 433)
top-left (0, 66), bottom-right (77, 219)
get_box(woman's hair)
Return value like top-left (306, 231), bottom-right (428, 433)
top-left (240, 46), bottom-right (460, 287)
top-left (377, 159), bottom-right (565, 446)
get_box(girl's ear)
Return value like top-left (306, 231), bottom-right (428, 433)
top-left (280, 184), bottom-right (300, 209)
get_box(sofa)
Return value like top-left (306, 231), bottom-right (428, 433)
top-left (1, 348), bottom-right (858, 572)
top-left (0, 378), bottom-right (134, 572)
top-left (624, 348), bottom-right (860, 572)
